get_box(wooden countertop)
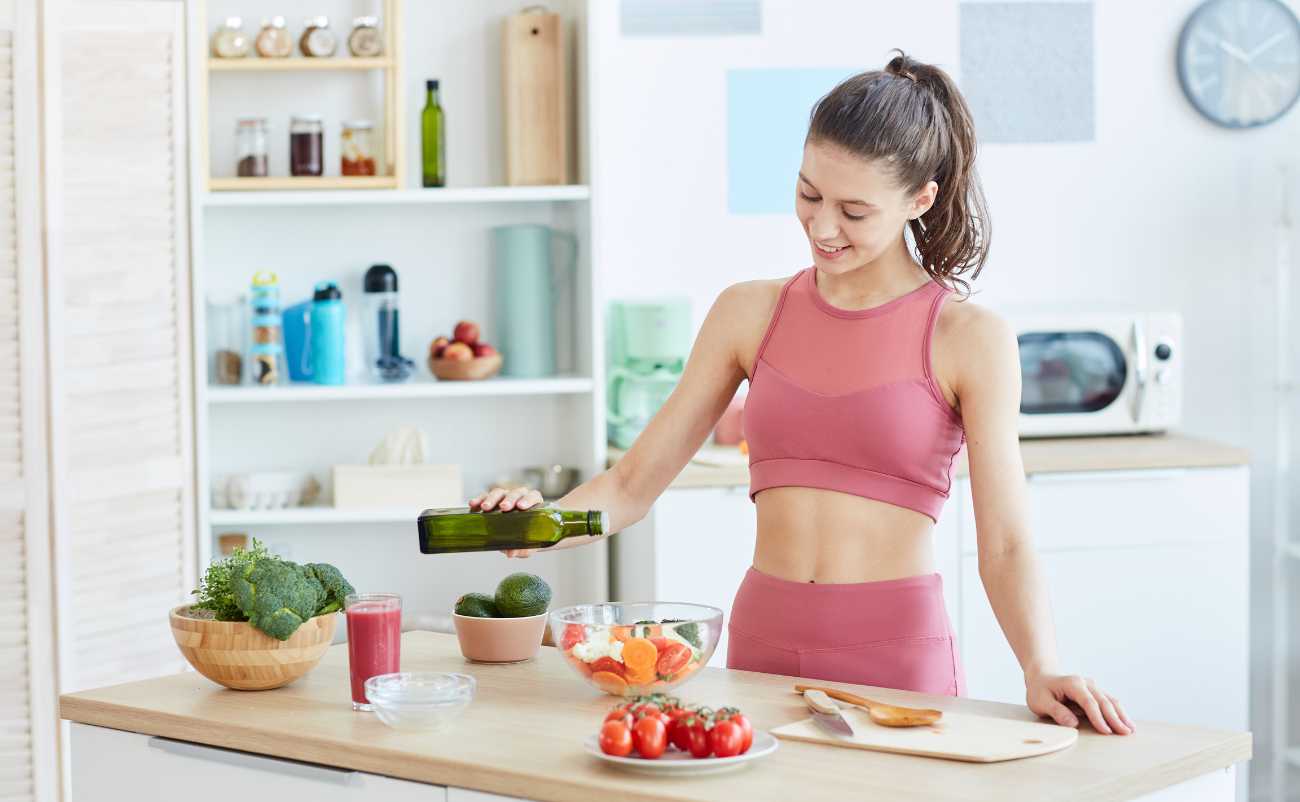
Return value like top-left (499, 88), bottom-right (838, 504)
top-left (61, 632), bottom-right (1250, 802)
top-left (611, 433), bottom-right (1250, 490)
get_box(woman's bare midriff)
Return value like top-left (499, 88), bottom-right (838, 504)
top-left (751, 486), bottom-right (937, 584)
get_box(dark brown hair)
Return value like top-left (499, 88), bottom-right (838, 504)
top-left (807, 51), bottom-right (989, 296)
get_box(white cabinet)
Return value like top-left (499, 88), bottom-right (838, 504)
top-left (70, 724), bottom-right (443, 802)
top-left (956, 466), bottom-right (1250, 736)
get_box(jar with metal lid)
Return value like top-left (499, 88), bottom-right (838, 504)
top-left (255, 16), bottom-right (292, 58)
top-left (211, 17), bottom-right (250, 59)
top-left (347, 17), bottom-right (384, 57)
top-left (235, 116), bottom-right (269, 177)
top-left (300, 16), bottom-right (337, 58)
top-left (340, 120), bottom-right (376, 176)
top-left (290, 115), bottom-right (324, 177)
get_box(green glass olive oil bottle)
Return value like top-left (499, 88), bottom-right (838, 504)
top-left (421, 79), bottom-right (445, 188)
top-left (417, 507), bottom-right (607, 554)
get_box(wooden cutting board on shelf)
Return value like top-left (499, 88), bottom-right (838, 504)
top-left (502, 7), bottom-right (568, 185)
top-left (771, 708), bottom-right (1078, 763)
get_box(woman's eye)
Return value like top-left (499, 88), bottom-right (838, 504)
top-left (799, 192), bottom-right (820, 203)
top-left (843, 211), bottom-right (866, 221)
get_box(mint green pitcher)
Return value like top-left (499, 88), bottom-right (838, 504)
top-left (491, 225), bottom-right (578, 377)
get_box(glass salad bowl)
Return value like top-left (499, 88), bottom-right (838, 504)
top-left (549, 602), bottom-right (723, 697)
top-left (364, 672), bottom-right (476, 731)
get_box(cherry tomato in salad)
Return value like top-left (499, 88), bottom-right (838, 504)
top-left (709, 719), bottom-right (744, 758)
top-left (560, 623), bottom-right (585, 651)
top-left (656, 642), bottom-right (691, 676)
top-left (599, 720), bottom-right (633, 757)
top-left (632, 716), bottom-right (668, 759)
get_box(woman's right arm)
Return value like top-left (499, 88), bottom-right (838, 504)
top-left (472, 283), bottom-right (762, 535)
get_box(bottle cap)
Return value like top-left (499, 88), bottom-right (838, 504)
top-left (223, 17), bottom-right (243, 29)
top-left (364, 264), bottom-right (398, 293)
top-left (313, 281), bottom-right (341, 301)
top-left (426, 79), bottom-right (440, 91)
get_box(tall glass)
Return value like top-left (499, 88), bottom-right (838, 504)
top-left (345, 593), bottom-right (402, 711)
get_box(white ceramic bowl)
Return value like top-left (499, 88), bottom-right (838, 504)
top-left (364, 672), bottom-right (476, 731)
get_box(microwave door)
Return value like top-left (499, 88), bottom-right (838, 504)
top-left (1019, 331), bottom-right (1128, 420)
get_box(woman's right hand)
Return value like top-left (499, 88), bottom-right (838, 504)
top-left (470, 486), bottom-right (545, 558)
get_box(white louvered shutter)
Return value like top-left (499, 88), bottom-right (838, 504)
top-left (47, 1), bottom-right (195, 695)
top-left (2, 1), bottom-right (57, 800)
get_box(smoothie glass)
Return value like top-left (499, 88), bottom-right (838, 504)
top-left (345, 593), bottom-right (402, 711)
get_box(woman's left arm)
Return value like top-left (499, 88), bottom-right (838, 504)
top-left (953, 307), bottom-right (1134, 736)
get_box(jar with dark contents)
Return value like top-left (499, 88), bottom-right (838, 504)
top-left (289, 114), bottom-right (324, 177)
top-left (235, 116), bottom-right (268, 177)
top-left (340, 120), bottom-right (376, 176)
top-left (300, 16), bottom-right (337, 58)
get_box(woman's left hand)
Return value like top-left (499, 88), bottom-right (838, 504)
top-left (1025, 673), bottom-right (1134, 735)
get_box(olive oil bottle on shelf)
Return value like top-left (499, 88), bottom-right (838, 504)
top-left (421, 79), bottom-right (445, 188)
top-left (417, 507), bottom-right (607, 554)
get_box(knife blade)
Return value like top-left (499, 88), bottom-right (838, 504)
top-left (804, 688), bottom-right (855, 737)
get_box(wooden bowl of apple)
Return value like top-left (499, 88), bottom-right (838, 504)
top-left (429, 320), bottom-right (502, 381)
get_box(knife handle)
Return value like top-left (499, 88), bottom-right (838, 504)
top-left (803, 689), bottom-right (841, 715)
top-left (795, 684), bottom-right (877, 711)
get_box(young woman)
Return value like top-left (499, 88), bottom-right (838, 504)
top-left (474, 52), bottom-right (1133, 736)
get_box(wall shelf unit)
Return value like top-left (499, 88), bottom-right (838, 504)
top-left (201, 184), bottom-right (591, 207)
top-left (207, 376), bottom-right (594, 404)
top-left (207, 57), bottom-right (393, 72)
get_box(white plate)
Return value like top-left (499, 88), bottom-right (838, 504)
top-left (582, 730), bottom-right (778, 775)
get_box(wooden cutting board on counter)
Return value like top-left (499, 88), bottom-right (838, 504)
top-left (771, 708), bottom-right (1078, 763)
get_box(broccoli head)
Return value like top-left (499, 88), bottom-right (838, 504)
top-left (305, 562), bottom-right (355, 615)
top-left (231, 559), bottom-right (326, 640)
top-left (192, 539), bottom-right (276, 621)
top-left (660, 619), bottom-right (702, 649)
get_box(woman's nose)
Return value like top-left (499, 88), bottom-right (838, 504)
top-left (806, 211), bottom-right (840, 242)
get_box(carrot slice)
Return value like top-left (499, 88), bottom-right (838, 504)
top-left (610, 625), bottom-right (633, 642)
top-left (624, 664), bottom-right (656, 687)
top-left (592, 670), bottom-right (629, 696)
top-left (622, 637), bottom-right (658, 674)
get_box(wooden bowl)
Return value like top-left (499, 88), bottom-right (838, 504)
top-left (169, 605), bottom-right (337, 691)
top-left (429, 352), bottom-right (503, 381)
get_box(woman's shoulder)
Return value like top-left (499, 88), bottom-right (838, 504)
top-left (935, 290), bottom-right (1018, 375)
top-left (712, 275), bottom-right (792, 322)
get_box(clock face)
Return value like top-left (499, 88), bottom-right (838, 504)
top-left (1177, 0), bottom-right (1300, 128)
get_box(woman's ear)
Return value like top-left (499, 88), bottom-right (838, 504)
top-left (909, 180), bottom-right (939, 220)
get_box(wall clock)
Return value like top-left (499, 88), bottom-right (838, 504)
top-left (1177, 0), bottom-right (1300, 128)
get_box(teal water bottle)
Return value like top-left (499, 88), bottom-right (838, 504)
top-left (310, 281), bottom-right (345, 385)
top-left (491, 225), bottom-right (577, 377)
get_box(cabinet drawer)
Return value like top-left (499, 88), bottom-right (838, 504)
top-left (960, 466), bottom-right (1248, 554)
top-left (71, 723), bottom-right (446, 802)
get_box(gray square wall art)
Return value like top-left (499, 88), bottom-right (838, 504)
top-left (960, 1), bottom-right (1095, 143)
top-left (621, 0), bottom-right (762, 37)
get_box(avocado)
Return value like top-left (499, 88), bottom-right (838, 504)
top-left (454, 592), bottom-right (500, 618)
top-left (494, 572), bottom-right (552, 618)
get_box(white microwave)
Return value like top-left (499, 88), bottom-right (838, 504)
top-left (1009, 313), bottom-right (1182, 438)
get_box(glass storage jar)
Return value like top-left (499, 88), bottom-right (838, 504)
top-left (340, 120), bottom-right (376, 176)
top-left (348, 17), bottom-right (384, 57)
top-left (255, 16), bottom-right (292, 58)
top-left (211, 17), bottom-right (250, 59)
top-left (289, 114), bottom-right (324, 177)
top-left (235, 116), bottom-right (268, 177)
top-left (300, 16), bottom-right (338, 57)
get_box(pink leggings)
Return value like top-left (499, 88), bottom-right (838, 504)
top-left (726, 567), bottom-right (966, 696)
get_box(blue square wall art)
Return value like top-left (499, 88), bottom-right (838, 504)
top-left (727, 67), bottom-right (859, 215)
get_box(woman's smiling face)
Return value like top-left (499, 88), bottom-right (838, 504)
top-left (796, 140), bottom-right (936, 275)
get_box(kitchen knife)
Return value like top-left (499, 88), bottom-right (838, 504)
top-left (804, 688), bottom-right (855, 737)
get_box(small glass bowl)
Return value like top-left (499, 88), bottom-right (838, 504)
top-left (364, 672), bottom-right (476, 731)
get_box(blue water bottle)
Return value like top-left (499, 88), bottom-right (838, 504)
top-left (310, 281), bottom-right (346, 385)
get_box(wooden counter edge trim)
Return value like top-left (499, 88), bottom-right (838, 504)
top-left (1069, 733), bottom-right (1253, 802)
top-left (59, 697), bottom-right (682, 802)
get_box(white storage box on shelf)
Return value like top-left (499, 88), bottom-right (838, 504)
top-left (332, 464), bottom-right (462, 509)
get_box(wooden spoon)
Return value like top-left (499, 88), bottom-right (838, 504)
top-left (794, 684), bottom-right (943, 728)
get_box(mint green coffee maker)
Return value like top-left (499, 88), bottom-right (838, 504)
top-left (606, 298), bottom-right (692, 449)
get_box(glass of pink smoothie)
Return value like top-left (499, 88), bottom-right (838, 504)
top-left (345, 593), bottom-right (402, 711)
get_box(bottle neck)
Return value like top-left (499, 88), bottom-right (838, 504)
top-left (426, 88), bottom-right (440, 105)
top-left (559, 510), bottom-right (605, 538)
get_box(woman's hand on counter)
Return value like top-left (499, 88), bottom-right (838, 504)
top-left (1026, 672), bottom-right (1134, 735)
top-left (470, 486), bottom-right (544, 558)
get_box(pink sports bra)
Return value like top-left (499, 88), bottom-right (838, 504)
top-left (742, 268), bottom-right (965, 522)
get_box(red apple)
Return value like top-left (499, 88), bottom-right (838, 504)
top-left (442, 341), bottom-right (474, 362)
top-left (473, 342), bottom-right (497, 358)
top-left (429, 336), bottom-right (450, 358)
top-left (453, 320), bottom-right (480, 346)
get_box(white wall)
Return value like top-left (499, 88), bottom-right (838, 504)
top-left (589, 1), bottom-right (1300, 798)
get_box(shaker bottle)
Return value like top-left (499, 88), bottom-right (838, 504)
top-left (363, 264), bottom-right (411, 382)
top-left (248, 271), bottom-right (286, 386)
top-left (310, 281), bottom-right (346, 385)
